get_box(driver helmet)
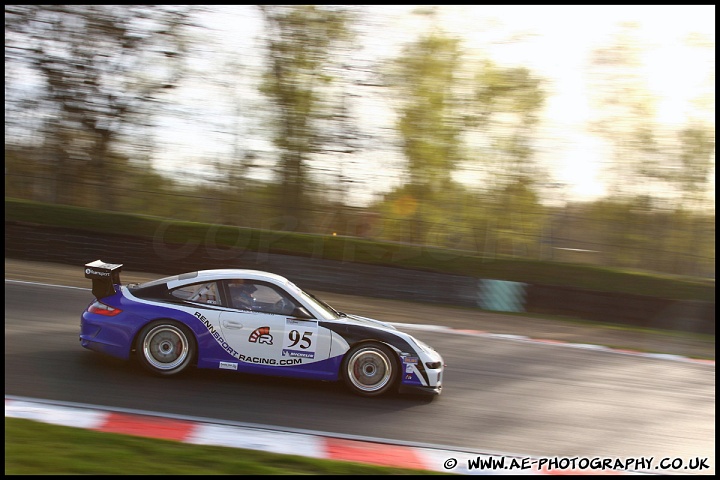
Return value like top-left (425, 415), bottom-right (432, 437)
top-left (232, 281), bottom-right (256, 301)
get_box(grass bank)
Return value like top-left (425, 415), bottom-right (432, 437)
top-left (5, 418), bottom-right (444, 475)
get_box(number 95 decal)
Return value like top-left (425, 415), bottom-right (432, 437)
top-left (288, 329), bottom-right (312, 349)
top-left (283, 319), bottom-right (318, 359)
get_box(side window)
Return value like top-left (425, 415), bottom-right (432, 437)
top-left (227, 281), bottom-right (258, 310)
top-left (227, 280), bottom-right (299, 315)
top-left (171, 282), bottom-right (219, 305)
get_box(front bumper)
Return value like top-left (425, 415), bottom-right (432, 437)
top-left (398, 383), bottom-right (442, 396)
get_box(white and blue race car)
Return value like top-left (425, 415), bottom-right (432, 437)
top-left (80, 260), bottom-right (444, 397)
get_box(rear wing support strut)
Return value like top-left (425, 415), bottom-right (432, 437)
top-left (84, 260), bottom-right (123, 299)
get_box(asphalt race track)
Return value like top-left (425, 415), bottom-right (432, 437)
top-left (4, 280), bottom-right (715, 474)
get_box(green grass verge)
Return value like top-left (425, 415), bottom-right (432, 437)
top-left (5, 417), bottom-right (446, 475)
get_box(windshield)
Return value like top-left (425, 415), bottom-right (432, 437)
top-left (296, 288), bottom-right (344, 320)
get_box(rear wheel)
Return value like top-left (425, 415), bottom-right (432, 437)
top-left (342, 343), bottom-right (398, 397)
top-left (136, 320), bottom-right (195, 376)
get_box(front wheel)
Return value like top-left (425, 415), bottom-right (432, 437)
top-left (136, 320), bottom-right (195, 376)
top-left (342, 343), bottom-right (399, 397)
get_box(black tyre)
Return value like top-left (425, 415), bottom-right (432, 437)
top-left (136, 320), bottom-right (195, 376)
top-left (342, 342), bottom-right (399, 397)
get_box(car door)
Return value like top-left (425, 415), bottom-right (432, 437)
top-left (217, 279), bottom-right (331, 369)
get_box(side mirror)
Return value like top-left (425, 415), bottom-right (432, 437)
top-left (291, 307), bottom-right (313, 319)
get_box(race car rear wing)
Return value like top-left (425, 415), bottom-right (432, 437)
top-left (84, 260), bottom-right (123, 299)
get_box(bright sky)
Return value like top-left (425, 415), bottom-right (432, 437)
top-left (154, 5), bottom-right (715, 207)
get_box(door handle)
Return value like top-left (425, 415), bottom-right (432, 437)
top-left (222, 319), bottom-right (243, 329)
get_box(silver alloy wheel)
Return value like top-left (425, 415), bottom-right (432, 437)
top-left (141, 324), bottom-right (190, 371)
top-left (346, 345), bottom-right (393, 393)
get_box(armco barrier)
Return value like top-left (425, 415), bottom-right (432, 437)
top-left (524, 284), bottom-right (715, 335)
top-left (4, 221), bottom-right (714, 334)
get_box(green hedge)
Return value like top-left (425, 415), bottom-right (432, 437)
top-left (5, 197), bottom-right (715, 302)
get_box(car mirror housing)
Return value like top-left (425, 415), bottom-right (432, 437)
top-left (291, 306), bottom-right (313, 319)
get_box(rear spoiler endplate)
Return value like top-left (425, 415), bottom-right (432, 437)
top-left (84, 260), bottom-right (123, 299)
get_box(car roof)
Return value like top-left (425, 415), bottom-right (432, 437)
top-left (196, 269), bottom-right (290, 283)
top-left (165, 269), bottom-right (293, 288)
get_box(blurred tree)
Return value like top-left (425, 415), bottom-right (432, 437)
top-left (586, 22), bottom-right (715, 210)
top-left (582, 197), bottom-right (714, 276)
top-left (5, 5), bottom-right (196, 208)
top-left (586, 22), bottom-right (714, 274)
top-left (257, 5), bottom-right (356, 227)
top-left (673, 126), bottom-right (714, 209)
top-left (394, 34), bottom-right (464, 190)
top-left (382, 23), bottom-right (545, 248)
top-left (470, 62), bottom-right (546, 257)
top-left (472, 62), bottom-right (545, 180)
top-left (637, 125), bottom-right (716, 209)
top-left (587, 23), bottom-right (658, 202)
top-left (384, 31), bottom-right (465, 243)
